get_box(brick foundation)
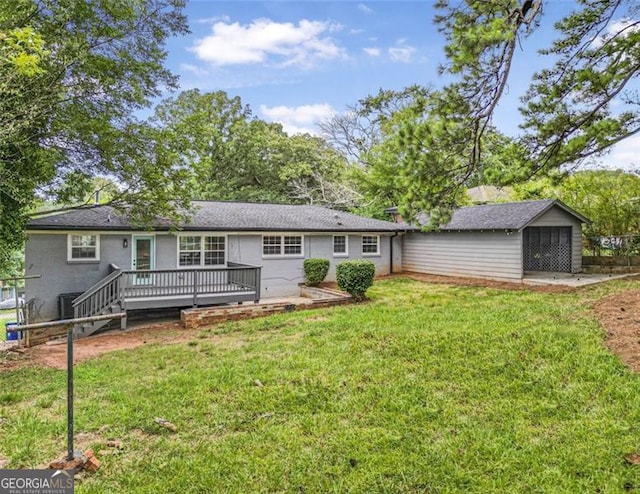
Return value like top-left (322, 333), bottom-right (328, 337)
top-left (181, 292), bottom-right (352, 330)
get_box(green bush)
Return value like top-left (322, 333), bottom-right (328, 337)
top-left (303, 258), bottom-right (330, 286)
top-left (336, 260), bottom-right (375, 300)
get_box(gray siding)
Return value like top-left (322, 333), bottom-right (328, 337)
top-left (25, 233), bottom-right (134, 321)
top-left (391, 234), bottom-right (402, 273)
top-left (227, 234), bottom-right (394, 298)
top-left (26, 231), bottom-right (396, 319)
top-left (403, 231), bottom-right (523, 281)
top-left (527, 206), bottom-right (583, 273)
top-left (154, 235), bottom-right (177, 269)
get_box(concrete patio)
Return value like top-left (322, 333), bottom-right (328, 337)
top-left (523, 271), bottom-right (639, 287)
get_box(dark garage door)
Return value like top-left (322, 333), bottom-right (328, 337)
top-left (523, 226), bottom-right (572, 272)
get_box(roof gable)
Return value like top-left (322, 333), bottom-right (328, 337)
top-left (415, 199), bottom-right (590, 231)
top-left (27, 201), bottom-right (410, 233)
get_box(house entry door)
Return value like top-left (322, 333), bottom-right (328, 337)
top-left (132, 235), bottom-right (155, 285)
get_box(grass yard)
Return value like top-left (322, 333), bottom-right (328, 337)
top-left (2, 277), bottom-right (640, 492)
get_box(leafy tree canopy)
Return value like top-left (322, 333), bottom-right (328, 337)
top-left (322, 86), bottom-right (528, 222)
top-left (152, 89), bottom-right (359, 208)
top-left (390, 0), bottom-right (639, 222)
top-left (513, 169), bottom-right (640, 237)
top-left (0, 0), bottom-right (190, 266)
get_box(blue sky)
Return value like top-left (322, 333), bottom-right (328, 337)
top-left (162, 0), bottom-right (639, 169)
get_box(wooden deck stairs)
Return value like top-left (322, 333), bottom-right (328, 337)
top-left (71, 262), bottom-right (262, 338)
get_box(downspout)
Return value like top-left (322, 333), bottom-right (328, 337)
top-left (389, 232), bottom-right (399, 274)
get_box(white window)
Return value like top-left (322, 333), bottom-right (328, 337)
top-left (262, 236), bottom-right (282, 256)
top-left (179, 236), bottom-right (201, 266)
top-left (362, 235), bottom-right (380, 256)
top-left (178, 235), bottom-right (225, 266)
top-left (283, 236), bottom-right (302, 255)
top-left (333, 235), bottom-right (349, 257)
top-left (68, 234), bottom-right (100, 261)
top-left (262, 235), bottom-right (303, 257)
top-left (204, 236), bottom-right (225, 265)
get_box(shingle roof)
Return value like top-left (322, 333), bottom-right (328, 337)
top-left (27, 201), bottom-right (410, 233)
top-left (415, 199), bottom-right (589, 231)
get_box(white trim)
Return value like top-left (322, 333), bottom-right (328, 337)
top-left (67, 234), bottom-right (100, 262)
top-left (28, 229), bottom-right (400, 236)
top-left (332, 234), bottom-right (349, 257)
top-left (361, 234), bottom-right (380, 257)
top-left (261, 234), bottom-right (305, 258)
top-left (176, 234), bottom-right (227, 267)
top-left (31, 230), bottom-right (170, 235)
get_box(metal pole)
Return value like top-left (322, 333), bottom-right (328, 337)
top-left (0, 274), bottom-right (40, 329)
top-left (15, 313), bottom-right (125, 461)
top-left (67, 324), bottom-right (74, 460)
top-left (14, 287), bottom-right (19, 326)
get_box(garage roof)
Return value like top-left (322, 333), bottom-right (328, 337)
top-left (389, 199), bottom-right (590, 231)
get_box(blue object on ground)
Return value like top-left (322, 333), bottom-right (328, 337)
top-left (5, 321), bottom-right (22, 341)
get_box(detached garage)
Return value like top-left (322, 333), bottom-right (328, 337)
top-left (398, 199), bottom-right (589, 282)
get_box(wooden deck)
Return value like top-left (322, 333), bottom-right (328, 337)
top-left (123, 287), bottom-right (257, 310)
top-left (73, 262), bottom-right (262, 318)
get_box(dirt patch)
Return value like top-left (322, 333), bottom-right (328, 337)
top-left (2, 322), bottom-right (193, 371)
top-left (594, 290), bottom-right (640, 372)
top-left (392, 272), bottom-right (574, 293)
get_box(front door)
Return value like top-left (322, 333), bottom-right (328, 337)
top-left (132, 235), bottom-right (155, 284)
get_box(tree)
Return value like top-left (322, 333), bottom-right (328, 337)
top-left (435, 0), bottom-right (638, 172)
top-left (151, 89), bottom-right (256, 200)
top-left (321, 87), bottom-right (528, 222)
top-left (514, 170), bottom-right (640, 237)
top-left (391, 0), bottom-right (639, 221)
top-left (277, 132), bottom-right (361, 208)
top-left (152, 89), bottom-right (358, 207)
top-left (321, 86), bottom-right (432, 217)
top-left (0, 0), bottom-right (190, 266)
top-left (560, 170), bottom-right (640, 237)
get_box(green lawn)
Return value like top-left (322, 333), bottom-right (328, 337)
top-left (2, 277), bottom-right (640, 492)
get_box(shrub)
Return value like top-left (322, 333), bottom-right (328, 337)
top-left (336, 260), bottom-right (375, 300)
top-left (303, 258), bottom-right (330, 286)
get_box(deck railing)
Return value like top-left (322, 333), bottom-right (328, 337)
top-left (120, 263), bottom-right (262, 305)
top-left (73, 264), bottom-right (123, 318)
top-left (72, 263), bottom-right (262, 319)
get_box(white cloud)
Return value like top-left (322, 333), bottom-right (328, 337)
top-left (259, 103), bottom-right (336, 135)
top-left (179, 63), bottom-right (210, 77)
top-left (592, 18), bottom-right (640, 48)
top-left (357, 3), bottom-right (373, 14)
top-left (363, 47), bottom-right (381, 57)
top-left (597, 135), bottom-right (640, 169)
top-left (388, 39), bottom-right (416, 63)
top-left (195, 15), bottom-right (231, 25)
top-left (191, 18), bottom-right (345, 68)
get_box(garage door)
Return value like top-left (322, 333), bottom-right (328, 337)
top-left (523, 226), bottom-right (572, 272)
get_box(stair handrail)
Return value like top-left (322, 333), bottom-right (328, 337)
top-left (72, 264), bottom-right (123, 315)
